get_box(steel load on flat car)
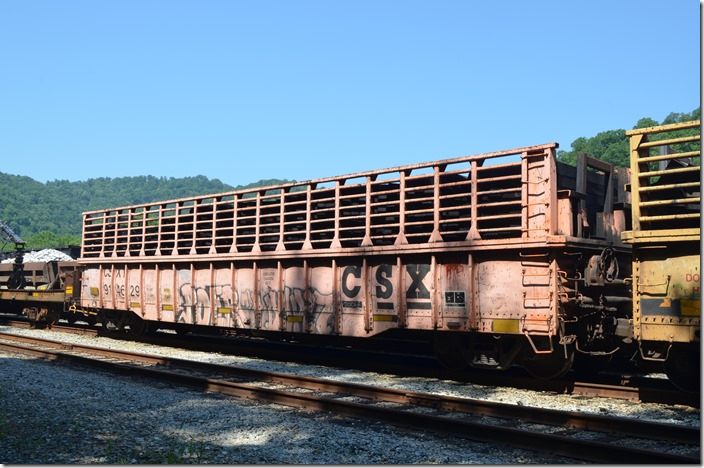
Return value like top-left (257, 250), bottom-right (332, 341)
top-left (73, 142), bottom-right (634, 379)
top-left (621, 120), bottom-right (701, 392)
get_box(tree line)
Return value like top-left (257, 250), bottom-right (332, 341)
top-left (556, 107), bottom-right (700, 167)
top-left (0, 175), bottom-right (291, 250)
top-left (1, 107), bottom-right (699, 250)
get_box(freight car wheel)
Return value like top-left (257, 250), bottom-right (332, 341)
top-left (45, 308), bottom-right (60, 329)
top-left (664, 344), bottom-right (700, 393)
top-left (521, 341), bottom-right (575, 380)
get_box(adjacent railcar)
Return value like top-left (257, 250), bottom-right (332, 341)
top-left (75, 143), bottom-right (634, 378)
top-left (621, 120), bottom-right (701, 392)
top-left (0, 259), bottom-right (80, 326)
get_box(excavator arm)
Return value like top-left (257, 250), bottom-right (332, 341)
top-left (0, 219), bottom-right (25, 249)
top-left (0, 219), bottom-right (26, 289)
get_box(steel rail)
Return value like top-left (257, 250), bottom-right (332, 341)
top-left (0, 330), bottom-right (697, 445)
top-left (0, 335), bottom-right (698, 464)
top-left (0, 318), bottom-right (698, 408)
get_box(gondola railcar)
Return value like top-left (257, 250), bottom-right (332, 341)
top-left (73, 142), bottom-right (635, 379)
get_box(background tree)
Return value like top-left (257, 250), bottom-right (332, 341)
top-left (557, 107), bottom-right (700, 168)
top-left (0, 174), bottom-right (293, 248)
top-left (557, 129), bottom-right (629, 167)
top-left (23, 231), bottom-right (82, 250)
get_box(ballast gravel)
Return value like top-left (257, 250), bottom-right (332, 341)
top-left (0, 325), bottom-right (699, 464)
top-left (0, 248), bottom-right (74, 263)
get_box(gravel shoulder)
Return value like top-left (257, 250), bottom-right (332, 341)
top-left (0, 326), bottom-right (699, 464)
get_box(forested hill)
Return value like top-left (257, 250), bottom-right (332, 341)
top-left (0, 174), bottom-right (291, 245)
top-left (556, 108), bottom-right (700, 167)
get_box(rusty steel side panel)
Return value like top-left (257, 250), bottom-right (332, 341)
top-left (80, 267), bottom-right (100, 308)
top-left (476, 257), bottom-right (557, 335)
top-left (213, 266), bottom-right (235, 328)
top-left (78, 251), bottom-right (569, 338)
top-left (438, 262), bottom-right (472, 330)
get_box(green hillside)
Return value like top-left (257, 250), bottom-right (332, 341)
top-left (0, 175), bottom-right (291, 248)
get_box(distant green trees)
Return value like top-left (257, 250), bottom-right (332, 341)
top-left (0, 174), bottom-right (293, 248)
top-left (557, 129), bottom-right (630, 168)
top-left (557, 107), bottom-right (700, 168)
top-left (22, 231), bottom-right (82, 250)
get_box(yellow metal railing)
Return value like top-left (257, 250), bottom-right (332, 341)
top-left (625, 120), bottom-right (701, 240)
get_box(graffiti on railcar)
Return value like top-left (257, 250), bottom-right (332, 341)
top-left (85, 262), bottom-right (460, 331)
top-left (281, 285), bottom-right (335, 333)
top-left (176, 282), bottom-right (214, 324)
top-left (148, 262), bottom-right (446, 330)
top-left (172, 279), bottom-right (334, 333)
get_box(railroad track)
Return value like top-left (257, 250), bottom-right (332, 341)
top-left (0, 331), bottom-right (699, 464)
top-left (28, 322), bottom-right (701, 408)
top-left (0, 317), bottom-right (701, 408)
top-left (0, 316), bottom-right (698, 408)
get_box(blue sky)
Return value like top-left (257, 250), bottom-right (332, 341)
top-left (0, 1), bottom-right (700, 187)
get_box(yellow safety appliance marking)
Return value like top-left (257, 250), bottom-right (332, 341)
top-left (492, 319), bottom-right (519, 333)
top-left (681, 300), bottom-right (701, 316)
top-left (373, 314), bottom-right (395, 322)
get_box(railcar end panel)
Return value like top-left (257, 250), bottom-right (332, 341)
top-left (634, 247), bottom-right (701, 343)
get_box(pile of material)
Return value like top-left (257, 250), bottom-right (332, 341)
top-left (1, 248), bottom-right (74, 264)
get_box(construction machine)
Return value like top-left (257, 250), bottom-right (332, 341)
top-left (0, 219), bottom-right (26, 289)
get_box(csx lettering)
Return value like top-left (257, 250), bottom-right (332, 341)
top-left (375, 265), bottom-right (393, 299)
top-left (341, 264), bottom-right (431, 300)
top-left (407, 264), bottom-right (430, 299)
top-left (342, 265), bottom-right (362, 297)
